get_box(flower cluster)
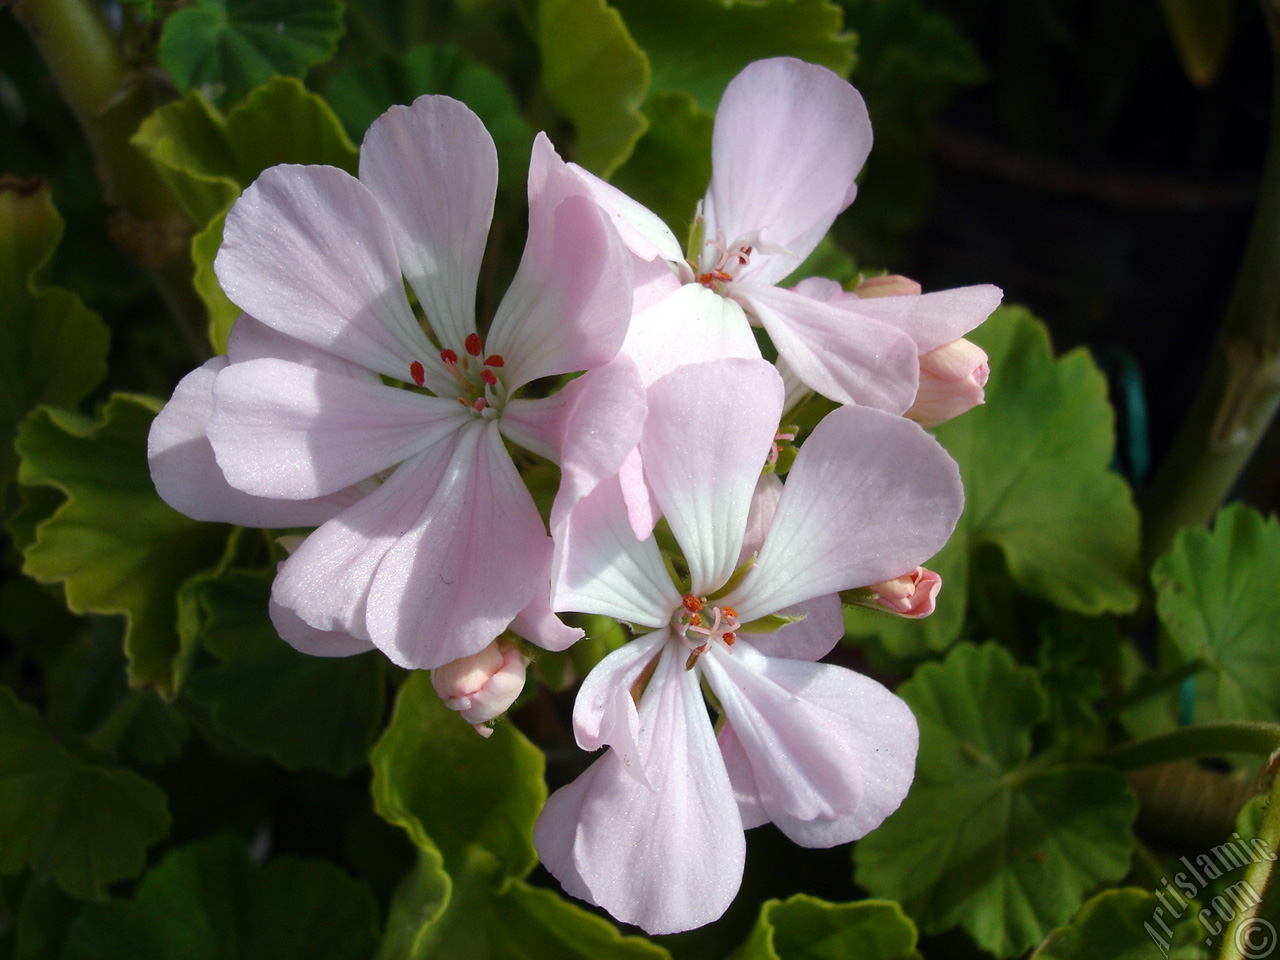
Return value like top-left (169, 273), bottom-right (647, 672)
top-left (148, 57), bottom-right (1000, 934)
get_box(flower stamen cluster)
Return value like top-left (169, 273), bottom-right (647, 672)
top-left (674, 593), bottom-right (740, 669)
top-left (416, 331), bottom-right (508, 416)
top-left (693, 233), bottom-right (753, 291)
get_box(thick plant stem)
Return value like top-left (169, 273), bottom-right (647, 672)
top-left (15, 0), bottom-right (207, 355)
top-left (1098, 722), bottom-right (1280, 770)
top-left (1141, 2), bottom-right (1280, 563)
top-left (1219, 757), bottom-right (1280, 960)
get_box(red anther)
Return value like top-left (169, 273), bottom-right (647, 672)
top-left (711, 269), bottom-right (733, 283)
top-left (465, 333), bottom-right (482, 356)
top-left (473, 397), bottom-right (487, 411)
top-left (483, 355), bottom-right (505, 368)
top-left (721, 606), bottom-right (737, 620)
top-left (480, 369), bottom-right (498, 386)
top-left (723, 632), bottom-right (736, 645)
top-left (409, 361), bottom-right (426, 386)
top-left (682, 594), bottom-right (703, 612)
top-left (440, 348), bottom-right (458, 365)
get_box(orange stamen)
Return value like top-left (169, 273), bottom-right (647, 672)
top-left (682, 594), bottom-right (703, 612)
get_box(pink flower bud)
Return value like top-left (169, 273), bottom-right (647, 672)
top-left (867, 567), bottom-right (941, 619)
top-left (905, 338), bottom-right (989, 428)
top-left (854, 274), bottom-right (922, 299)
top-left (431, 639), bottom-right (528, 737)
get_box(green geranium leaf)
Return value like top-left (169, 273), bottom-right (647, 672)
top-left (62, 834), bottom-right (379, 960)
top-left (182, 569), bottom-right (386, 775)
top-left (737, 895), bottom-right (922, 960)
top-left (610, 91), bottom-right (712, 241)
top-left (848, 307), bottom-right (1143, 656)
top-left (13, 880), bottom-right (82, 960)
top-left (133, 77), bottom-right (358, 225)
top-left (16, 396), bottom-right (230, 697)
top-left (1153, 504), bottom-right (1280, 724)
top-left (0, 684), bottom-right (170, 899)
top-left (537, 0), bottom-right (651, 176)
top-left (612, 0), bottom-right (854, 113)
top-left (371, 671), bottom-right (545, 877)
top-left (381, 844), bottom-right (667, 960)
top-left (325, 44), bottom-right (534, 191)
top-left (0, 182), bottom-right (110, 485)
top-left (1035, 888), bottom-right (1209, 959)
top-left (158, 0), bottom-right (346, 108)
top-left (191, 211), bottom-right (240, 353)
top-left (854, 643), bottom-right (1138, 957)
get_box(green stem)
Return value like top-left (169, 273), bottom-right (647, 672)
top-left (1141, 1), bottom-right (1280, 562)
top-left (15, 0), bottom-right (207, 356)
top-left (1219, 758), bottom-right (1280, 960)
top-left (1096, 722), bottom-right (1280, 770)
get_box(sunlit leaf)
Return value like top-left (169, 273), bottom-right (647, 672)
top-left (1153, 504), bottom-right (1280, 724)
top-left (380, 844), bottom-right (667, 960)
top-left (736, 895), bottom-right (922, 960)
top-left (158, 0), bottom-right (347, 108)
top-left (612, 0), bottom-right (855, 112)
top-left (371, 671), bottom-right (545, 877)
top-left (1035, 887), bottom-right (1209, 959)
top-left (855, 643), bottom-right (1138, 956)
top-left (0, 181), bottom-right (110, 485)
top-left (16, 395), bottom-right (230, 696)
top-left (537, 0), bottom-right (650, 176)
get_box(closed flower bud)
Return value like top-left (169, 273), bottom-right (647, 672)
top-left (867, 566), bottom-right (942, 619)
top-left (906, 338), bottom-right (989, 428)
top-left (431, 639), bottom-right (528, 737)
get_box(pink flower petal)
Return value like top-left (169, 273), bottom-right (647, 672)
top-left (739, 592), bottom-right (843, 662)
top-left (571, 628), bottom-right (667, 785)
top-left (567, 161), bottom-right (684, 264)
top-left (225, 314), bottom-right (380, 383)
top-left (359, 96), bottom-right (496, 356)
top-left (701, 641), bottom-right (862, 825)
top-left (551, 476), bottom-right (679, 628)
top-left (365, 420), bottom-right (550, 669)
top-left (148, 359), bottom-right (360, 527)
top-left (641, 359), bottom-right (783, 595)
top-left (209, 358), bottom-right (470, 499)
top-left (727, 404), bottom-right (963, 622)
top-left (509, 546), bottom-right (585, 653)
top-left (500, 358), bottom-right (647, 532)
top-left (706, 641), bottom-right (918, 847)
top-left (738, 473), bottom-right (783, 564)
top-left (534, 646), bottom-right (745, 934)
top-left (738, 283), bottom-right (919, 412)
top-left (270, 594), bottom-right (376, 657)
top-left (271, 442), bottom-right (460, 642)
top-left (487, 135), bottom-right (633, 390)
top-left (620, 283), bottom-right (761, 389)
top-left (215, 164), bottom-right (436, 381)
top-left (617, 445), bottom-right (660, 541)
top-left (704, 58), bottom-right (871, 285)
top-left (841, 284), bottom-right (1003, 355)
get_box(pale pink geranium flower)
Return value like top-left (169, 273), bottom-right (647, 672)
top-left (191, 95), bottom-right (642, 670)
top-left (581, 57), bottom-right (1002, 413)
top-left (534, 358), bottom-right (964, 934)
